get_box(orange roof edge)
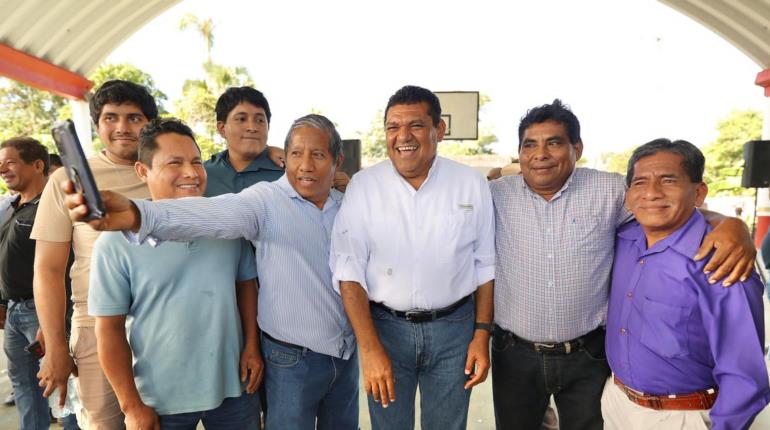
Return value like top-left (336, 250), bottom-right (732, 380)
top-left (0, 43), bottom-right (93, 100)
top-left (756, 69), bottom-right (770, 97)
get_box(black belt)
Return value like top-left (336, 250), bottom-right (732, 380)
top-left (262, 332), bottom-right (310, 352)
top-left (370, 295), bottom-right (471, 323)
top-left (6, 296), bottom-right (33, 303)
top-left (496, 325), bottom-right (604, 355)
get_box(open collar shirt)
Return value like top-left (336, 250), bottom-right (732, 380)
top-left (330, 156), bottom-right (495, 311)
top-left (489, 168), bottom-right (630, 342)
top-left (203, 149), bottom-right (284, 197)
top-left (607, 211), bottom-right (769, 430)
top-left (132, 175), bottom-right (355, 359)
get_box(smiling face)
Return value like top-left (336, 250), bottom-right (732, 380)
top-left (217, 102), bottom-right (269, 161)
top-left (136, 132), bottom-right (207, 200)
top-left (385, 102), bottom-right (444, 189)
top-left (519, 120), bottom-right (583, 200)
top-left (626, 151), bottom-right (707, 245)
top-left (96, 102), bottom-right (149, 165)
top-left (285, 127), bottom-right (340, 209)
top-left (0, 147), bottom-right (43, 192)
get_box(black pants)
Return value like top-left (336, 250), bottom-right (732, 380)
top-left (491, 327), bottom-right (610, 430)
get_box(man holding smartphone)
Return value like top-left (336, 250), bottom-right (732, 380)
top-left (32, 80), bottom-right (157, 429)
top-left (0, 137), bottom-right (51, 429)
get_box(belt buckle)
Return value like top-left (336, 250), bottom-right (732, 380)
top-left (404, 310), bottom-right (430, 323)
top-left (533, 342), bottom-right (556, 353)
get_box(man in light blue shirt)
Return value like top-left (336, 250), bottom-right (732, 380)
top-left (89, 118), bottom-right (261, 429)
top-left (72, 114), bottom-right (358, 430)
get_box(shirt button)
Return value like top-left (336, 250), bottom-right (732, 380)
top-left (548, 281), bottom-right (554, 287)
top-left (626, 292), bottom-right (633, 298)
top-left (639, 259), bottom-right (645, 265)
top-left (620, 328), bottom-right (627, 334)
top-left (547, 254), bottom-right (553, 259)
top-left (387, 268), bottom-right (393, 276)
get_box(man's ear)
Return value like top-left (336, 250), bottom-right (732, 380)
top-left (436, 118), bottom-right (446, 142)
top-left (134, 161), bottom-right (150, 183)
top-left (694, 182), bottom-right (708, 207)
top-left (33, 159), bottom-right (45, 174)
top-left (216, 121), bottom-right (226, 139)
top-left (574, 140), bottom-right (584, 162)
top-left (335, 153), bottom-right (344, 170)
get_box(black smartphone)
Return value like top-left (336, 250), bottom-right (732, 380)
top-left (24, 340), bottom-right (44, 359)
top-left (51, 120), bottom-right (105, 220)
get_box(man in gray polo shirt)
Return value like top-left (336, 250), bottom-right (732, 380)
top-left (489, 99), bottom-right (757, 430)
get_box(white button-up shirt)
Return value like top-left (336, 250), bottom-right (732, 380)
top-left (331, 156), bottom-right (495, 311)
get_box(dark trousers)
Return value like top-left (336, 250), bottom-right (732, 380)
top-left (491, 326), bottom-right (610, 430)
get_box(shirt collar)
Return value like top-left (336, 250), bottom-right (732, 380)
top-left (11, 193), bottom-right (42, 210)
top-left (522, 168), bottom-right (578, 200)
top-left (621, 210), bottom-right (707, 259)
top-left (210, 149), bottom-right (283, 173)
top-left (276, 174), bottom-right (342, 210)
top-left (387, 155), bottom-right (441, 191)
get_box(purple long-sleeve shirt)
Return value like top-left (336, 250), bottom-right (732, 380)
top-left (607, 210), bottom-right (770, 429)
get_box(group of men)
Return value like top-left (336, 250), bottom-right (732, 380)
top-left (0, 76), bottom-right (767, 430)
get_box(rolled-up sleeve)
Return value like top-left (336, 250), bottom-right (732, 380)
top-left (474, 178), bottom-right (496, 285)
top-left (330, 179), bottom-right (370, 295)
top-left (131, 186), bottom-right (267, 244)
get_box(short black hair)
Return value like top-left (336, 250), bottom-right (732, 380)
top-left (0, 137), bottom-right (50, 175)
top-left (385, 85), bottom-right (442, 127)
top-left (138, 118), bottom-right (199, 168)
top-left (626, 138), bottom-right (705, 186)
top-left (49, 153), bottom-right (63, 168)
top-left (90, 80), bottom-right (158, 125)
top-left (215, 87), bottom-right (272, 124)
top-left (518, 99), bottom-right (581, 150)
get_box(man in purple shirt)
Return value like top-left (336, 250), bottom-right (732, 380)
top-left (604, 138), bottom-right (770, 429)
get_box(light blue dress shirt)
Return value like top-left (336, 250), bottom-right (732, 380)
top-left (133, 175), bottom-right (355, 359)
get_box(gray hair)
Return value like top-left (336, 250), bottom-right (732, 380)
top-left (283, 114), bottom-right (343, 160)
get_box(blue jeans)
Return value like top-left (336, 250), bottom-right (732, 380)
top-left (4, 299), bottom-right (49, 430)
top-left (158, 392), bottom-right (260, 429)
top-left (368, 299), bottom-right (475, 430)
top-left (261, 334), bottom-right (358, 430)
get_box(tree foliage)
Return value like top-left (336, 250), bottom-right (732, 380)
top-left (595, 147), bottom-right (635, 175)
top-left (173, 14), bottom-right (254, 157)
top-left (358, 110), bottom-right (387, 158)
top-left (702, 109), bottom-right (762, 196)
top-left (89, 63), bottom-right (168, 113)
top-left (0, 79), bottom-right (65, 149)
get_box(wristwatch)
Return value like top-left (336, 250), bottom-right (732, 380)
top-left (474, 322), bottom-right (493, 333)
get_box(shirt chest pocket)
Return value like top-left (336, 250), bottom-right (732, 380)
top-left (428, 211), bottom-right (474, 262)
top-left (639, 297), bottom-right (691, 358)
top-left (568, 216), bottom-right (605, 251)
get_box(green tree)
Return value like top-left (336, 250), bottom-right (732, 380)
top-left (595, 147), bottom-right (635, 175)
top-left (89, 63), bottom-right (168, 113)
top-left (358, 110), bottom-right (386, 158)
top-left (702, 109), bottom-right (762, 196)
top-left (174, 15), bottom-right (254, 151)
top-left (179, 14), bottom-right (215, 64)
top-left (0, 79), bottom-right (66, 149)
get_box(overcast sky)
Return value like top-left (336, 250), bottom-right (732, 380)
top-left (106, 0), bottom-right (768, 161)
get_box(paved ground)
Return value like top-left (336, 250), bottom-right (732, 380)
top-left (1, 298), bottom-right (769, 429)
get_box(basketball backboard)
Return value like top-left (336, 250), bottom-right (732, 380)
top-left (435, 91), bottom-right (479, 140)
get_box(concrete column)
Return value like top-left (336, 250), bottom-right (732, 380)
top-left (68, 99), bottom-right (92, 156)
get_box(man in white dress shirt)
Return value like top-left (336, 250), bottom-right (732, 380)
top-left (331, 85), bottom-right (495, 429)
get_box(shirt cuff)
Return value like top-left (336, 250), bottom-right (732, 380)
top-left (475, 264), bottom-right (495, 286)
top-left (131, 199), bottom-right (159, 244)
top-left (332, 254), bottom-right (368, 295)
